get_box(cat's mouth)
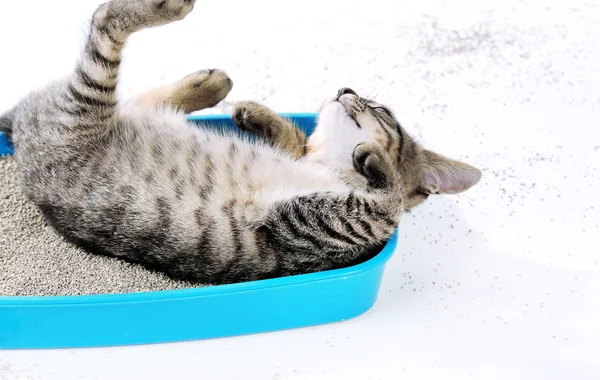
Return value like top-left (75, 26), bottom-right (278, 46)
top-left (319, 87), bottom-right (359, 113)
top-left (331, 88), bottom-right (362, 128)
top-left (318, 88), bottom-right (362, 129)
top-left (337, 87), bottom-right (358, 98)
top-left (335, 87), bottom-right (359, 108)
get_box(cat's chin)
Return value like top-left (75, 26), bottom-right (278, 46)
top-left (316, 100), bottom-right (353, 129)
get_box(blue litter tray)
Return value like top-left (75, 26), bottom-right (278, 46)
top-left (0, 113), bottom-right (398, 349)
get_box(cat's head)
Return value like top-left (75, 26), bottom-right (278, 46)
top-left (307, 87), bottom-right (482, 209)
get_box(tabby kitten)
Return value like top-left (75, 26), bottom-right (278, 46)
top-left (0, 0), bottom-right (481, 285)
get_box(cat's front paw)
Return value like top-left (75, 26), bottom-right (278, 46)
top-left (232, 101), bottom-right (276, 139)
top-left (175, 69), bottom-right (233, 112)
top-left (352, 143), bottom-right (395, 190)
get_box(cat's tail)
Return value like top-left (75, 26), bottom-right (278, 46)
top-left (0, 108), bottom-right (15, 141)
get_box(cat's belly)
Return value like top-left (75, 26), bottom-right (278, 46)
top-left (177, 124), bottom-right (351, 205)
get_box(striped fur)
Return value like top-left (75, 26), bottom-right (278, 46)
top-left (2, 0), bottom-right (481, 285)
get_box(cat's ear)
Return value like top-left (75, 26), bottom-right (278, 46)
top-left (421, 150), bottom-right (482, 195)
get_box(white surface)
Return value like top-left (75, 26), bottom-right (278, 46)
top-left (1, 0), bottom-right (599, 379)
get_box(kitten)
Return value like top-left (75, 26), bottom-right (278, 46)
top-left (0, 0), bottom-right (481, 285)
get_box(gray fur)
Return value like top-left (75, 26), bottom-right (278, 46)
top-left (6, 0), bottom-right (480, 285)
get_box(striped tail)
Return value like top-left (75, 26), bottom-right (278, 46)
top-left (0, 108), bottom-right (15, 141)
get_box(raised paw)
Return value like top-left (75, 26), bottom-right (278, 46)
top-left (232, 101), bottom-right (278, 139)
top-left (352, 143), bottom-right (396, 190)
top-left (95, 0), bottom-right (196, 35)
top-left (173, 69), bottom-right (233, 113)
top-left (148, 0), bottom-right (196, 24)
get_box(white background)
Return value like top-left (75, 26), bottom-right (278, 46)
top-left (1, 0), bottom-right (599, 379)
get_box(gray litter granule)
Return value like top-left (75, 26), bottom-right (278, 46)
top-left (0, 156), bottom-right (198, 296)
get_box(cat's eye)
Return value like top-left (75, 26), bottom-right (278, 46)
top-left (373, 107), bottom-right (392, 117)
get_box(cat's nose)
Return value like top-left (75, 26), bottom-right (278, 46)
top-left (337, 87), bottom-right (357, 98)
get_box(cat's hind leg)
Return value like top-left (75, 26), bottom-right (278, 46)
top-left (58, 0), bottom-right (196, 131)
top-left (232, 101), bottom-right (307, 159)
top-left (128, 69), bottom-right (233, 113)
